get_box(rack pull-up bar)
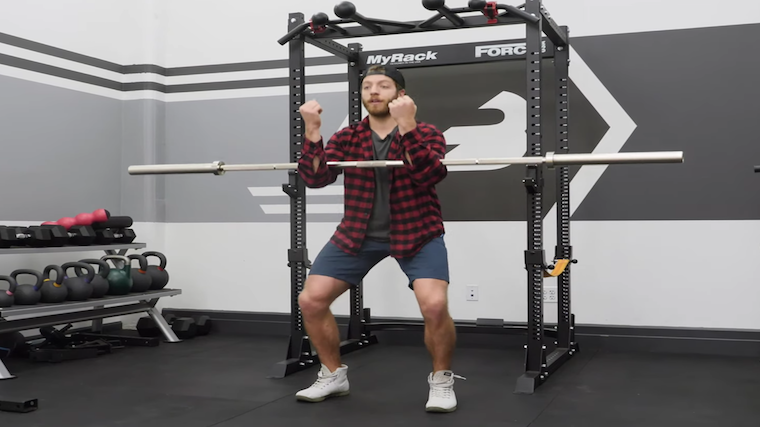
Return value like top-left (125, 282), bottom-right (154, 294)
top-left (127, 151), bottom-right (684, 176)
top-left (278, 0), bottom-right (540, 45)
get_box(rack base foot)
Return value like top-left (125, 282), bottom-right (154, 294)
top-left (514, 343), bottom-right (580, 394)
top-left (268, 335), bottom-right (379, 379)
top-left (0, 396), bottom-right (37, 413)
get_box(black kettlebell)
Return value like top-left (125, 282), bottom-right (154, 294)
top-left (61, 262), bottom-right (95, 301)
top-left (76, 259), bottom-right (110, 298)
top-left (142, 251), bottom-right (169, 290)
top-left (127, 254), bottom-right (152, 293)
top-left (40, 265), bottom-right (68, 303)
top-left (101, 255), bottom-right (132, 295)
top-left (10, 269), bottom-right (44, 305)
top-left (0, 275), bottom-right (17, 308)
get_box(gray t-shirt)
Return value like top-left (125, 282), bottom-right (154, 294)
top-left (365, 127), bottom-right (397, 242)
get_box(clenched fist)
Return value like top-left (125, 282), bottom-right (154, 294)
top-left (389, 95), bottom-right (418, 135)
top-left (299, 100), bottom-right (323, 142)
top-left (388, 95), bottom-right (417, 123)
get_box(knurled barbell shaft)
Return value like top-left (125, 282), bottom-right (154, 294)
top-left (127, 151), bottom-right (684, 176)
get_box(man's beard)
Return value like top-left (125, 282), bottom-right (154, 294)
top-left (363, 99), bottom-right (391, 117)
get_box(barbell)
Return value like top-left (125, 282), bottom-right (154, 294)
top-left (128, 151), bottom-right (684, 176)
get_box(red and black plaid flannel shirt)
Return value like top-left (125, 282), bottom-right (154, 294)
top-left (298, 116), bottom-right (447, 258)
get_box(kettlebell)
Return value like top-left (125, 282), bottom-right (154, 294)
top-left (0, 275), bottom-right (17, 308)
top-left (101, 255), bottom-right (132, 295)
top-left (76, 259), bottom-right (110, 298)
top-left (142, 251), bottom-right (169, 290)
top-left (61, 262), bottom-right (95, 301)
top-left (10, 269), bottom-right (44, 305)
top-left (40, 265), bottom-right (68, 303)
top-left (127, 254), bottom-right (152, 293)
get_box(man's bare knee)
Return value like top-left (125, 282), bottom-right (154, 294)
top-left (299, 275), bottom-right (351, 318)
top-left (420, 295), bottom-right (448, 321)
top-left (414, 279), bottom-right (450, 322)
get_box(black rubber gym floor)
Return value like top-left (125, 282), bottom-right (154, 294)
top-left (1, 331), bottom-right (759, 426)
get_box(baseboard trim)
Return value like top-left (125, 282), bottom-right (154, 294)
top-left (160, 308), bottom-right (760, 358)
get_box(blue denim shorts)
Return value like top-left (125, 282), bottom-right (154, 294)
top-left (308, 235), bottom-right (449, 290)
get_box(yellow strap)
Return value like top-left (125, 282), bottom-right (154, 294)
top-left (543, 259), bottom-right (570, 277)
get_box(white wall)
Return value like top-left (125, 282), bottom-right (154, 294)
top-left (0, 0), bottom-right (162, 65)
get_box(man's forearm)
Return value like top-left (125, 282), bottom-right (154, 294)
top-left (397, 119), bottom-right (417, 165)
top-left (397, 119), bottom-right (417, 137)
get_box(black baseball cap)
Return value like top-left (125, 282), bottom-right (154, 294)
top-left (363, 65), bottom-right (405, 89)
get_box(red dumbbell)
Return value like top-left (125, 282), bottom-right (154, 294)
top-left (42, 209), bottom-right (110, 230)
top-left (74, 209), bottom-right (110, 226)
top-left (42, 217), bottom-right (78, 229)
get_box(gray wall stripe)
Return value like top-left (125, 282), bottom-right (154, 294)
top-left (122, 64), bottom-right (168, 75)
top-left (164, 73), bottom-right (346, 93)
top-left (0, 31), bottom-right (344, 76)
top-left (0, 52), bottom-right (122, 90)
top-left (0, 31), bottom-right (123, 73)
top-left (122, 81), bottom-right (167, 92)
top-left (165, 56), bottom-right (344, 76)
top-left (0, 49), bottom-right (347, 93)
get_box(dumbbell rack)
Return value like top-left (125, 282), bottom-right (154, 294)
top-left (0, 242), bottom-right (182, 380)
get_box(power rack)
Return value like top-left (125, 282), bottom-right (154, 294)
top-left (271, 0), bottom-right (576, 394)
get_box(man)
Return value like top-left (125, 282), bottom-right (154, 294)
top-left (294, 65), bottom-right (462, 413)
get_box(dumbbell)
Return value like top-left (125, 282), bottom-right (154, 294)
top-left (74, 209), bottom-right (110, 226)
top-left (167, 315), bottom-right (210, 337)
top-left (94, 228), bottom-right (136, 244)
top-left (171, 318), bottom-right (198, 339)
top-left (136, 314), bottom-right (172, 337)
top-left (90, 216), bottom-right (136, 244)
top-left (195, 315), bottom-right (212, 336)
top-left (42, 209), bottom-right (110, 230)
top-left (136, 314), bottom-right (197, 339)
top-left (39, 224), bottom-right (96, 246)
top-left (0, 226), bottom-right (55, 248)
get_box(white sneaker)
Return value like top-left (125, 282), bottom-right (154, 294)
top-left (425, 370), bottom-right (465, 412)
top-left (295, 364), bottom-right (350, 402)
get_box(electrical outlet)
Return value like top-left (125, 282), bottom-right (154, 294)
top-left (466, 285), bottom-right (479, 301)
top-left (543, 286), bottom-right (558, 303)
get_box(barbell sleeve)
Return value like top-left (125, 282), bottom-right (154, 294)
top-left (127, 151), bottom-right (684, 176)
top-left (755, 165), bottom-right (760, 173)
top-left (546, 151), bottom-right (685, 167)
top-left (127, 161), bottom-right (225, 175)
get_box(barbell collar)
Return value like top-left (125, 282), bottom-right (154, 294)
top-left (545, 152), bottom-right (555, 169)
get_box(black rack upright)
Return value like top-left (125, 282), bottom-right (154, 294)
top-left (270, 0), bottom-right (577, 394)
